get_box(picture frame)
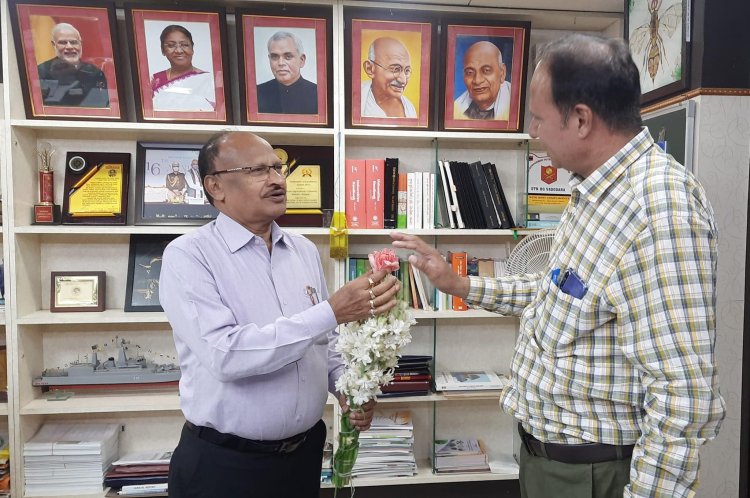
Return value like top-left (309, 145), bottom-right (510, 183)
top-left (625, 0), bottom-right (689, 105)
top-left (236, 5), bottom-right (333, 127)
top-left (50, 271), bottom-right (105, 312)
top-left (440, 20), bottom-right (530, 132)
top-left (134, 142), bottom-right (218, 225)
top-left (8, 0), bottom-right (125, 120)
top-left (345, 8), bottom-right (437, 130)
top-left (125, 4), bottom-right (231, 124)
top-left (61, 151), bottom-right (130, 225)
top-left (125, 235), bottom-right (175, 312)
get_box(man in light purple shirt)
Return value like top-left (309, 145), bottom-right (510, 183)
top-left (160, 131), bottom-right (400, 497)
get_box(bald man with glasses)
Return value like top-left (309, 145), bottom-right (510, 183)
top-left (361, 37), bottom-right (417, 118)
top-left (160, 131), bottom-right (400, 497)
top-left (37, 22), bottom-right (109, 107)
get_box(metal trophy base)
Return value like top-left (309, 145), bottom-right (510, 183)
top-left (33, 204), bottom-right (61, 224)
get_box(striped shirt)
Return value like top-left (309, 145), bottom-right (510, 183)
top-left (466, 128), bottom-right (725, 498)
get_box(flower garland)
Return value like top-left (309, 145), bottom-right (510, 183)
top-left (332, 249), bottom-right (415, 490)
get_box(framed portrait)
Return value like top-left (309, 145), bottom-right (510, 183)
top-left (345, 9), bottom-right (437, 130)
top-left (50, 271), bottom-right (105, 312)
top-left (125, 235), bottom-right (175, 312)
top-left (135, 142), bottom-right (218, 225)
top-left (440, 20), bottom-right (530, 132)
top-left (236, 5), bottom-right (332, 127)
top-left (8, 0), bottom-right (124, 120)
top-left (125, 5), bottom-right (231, 124)
top-left (626, 0), bottom-right (689, 105)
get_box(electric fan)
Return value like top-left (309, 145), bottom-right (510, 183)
top-left (505, 229), bottom-right (556, 275)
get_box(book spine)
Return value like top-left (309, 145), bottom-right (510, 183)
top-left (468, 162), bottom-right (500, 229)
top-left (365, 158), bottom-right (385, 229)
top-left (384, 158), bottom-right (399, 229)
top-left (345, 159), bottom-right (366, 229)
top-left (450, 252), bottom-right (469, 311)
top-left (396, 173), bottom-right (408, 229)
top-left (487, 163), bottom-right (515, 228)
top-left (406, 172), bottom-right (416, 229)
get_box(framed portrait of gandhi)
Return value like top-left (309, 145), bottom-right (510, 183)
top-left (125, 5), bottom-right (231, 124)
top-left (345, 8), bottom-right (437, 130)
top-left (236, 5), bottom-right (333, 127)
top-left (8, 0), bottom-right (125, 120)
top-left (440, 20), bottom-right (530, 132)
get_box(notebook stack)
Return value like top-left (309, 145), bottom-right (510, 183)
top-left (104, 450), bottom-right (172, 495)
top-left (352, 410), bottom-right (416, 479)
top-left (381, 355), bottom-right (432, 397)
top-left (433, 438), bottom-right (490, 473)
top-left (23, 422), bottom-right (119, 496)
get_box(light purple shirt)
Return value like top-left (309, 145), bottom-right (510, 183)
top-left (159, 213), bottom-right (342, 440)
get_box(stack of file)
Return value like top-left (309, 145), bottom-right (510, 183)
top-left (104, 450), bottom-right (172, 493)
top-left (352, 410), bottom-right (416, 479)
top-left (433, 438), bottom-right (490, 473)
top-left (381, 355), bottom-right (432, 397)
top-left (24, 422), bottom-right (119, 496)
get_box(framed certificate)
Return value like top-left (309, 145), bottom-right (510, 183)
top-left (62, 151), bottom-right (130, 224)
top-left (50, 271), bottom-right (105, 312)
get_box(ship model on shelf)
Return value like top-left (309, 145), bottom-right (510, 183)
top-left (33, 339), bottom-right (180, 391)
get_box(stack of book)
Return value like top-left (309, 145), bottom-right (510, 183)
top-left (434, 370), bottom-right (509, 395)
top-left (320, 440), bottom-right (333, 484)
top-left (433, 438), bottom-right (490, 473)
top-left (381, 355), bottom-right (432, 397)
top-left (23, 422), bottom-right (119, 496)
top-left (104, 450), bottom-right (172, 494)
top-left (352, 410), bottom-right (416, 479)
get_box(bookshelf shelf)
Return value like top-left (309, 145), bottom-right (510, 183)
top-left (14, 225), bottom-right (330, 236)
top-left (17, 310), bottom-right (168, 325)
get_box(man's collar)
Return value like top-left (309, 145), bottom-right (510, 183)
top-left (215, 213), bottom-right (287, 253)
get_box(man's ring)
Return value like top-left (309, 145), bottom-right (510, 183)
top-left (367, 277), bottom-right (375, 287)
top-left (369, 299), bottom-right (375, 309)
top-left (368, 289), bottom-right (376, 300)
top-left (369, 309), bottom-right (376, 317)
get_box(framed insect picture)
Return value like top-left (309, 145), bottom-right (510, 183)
top-left (625, 0), bottom-right (690, 104)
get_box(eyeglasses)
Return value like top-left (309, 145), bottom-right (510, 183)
top-left (163, 42), bottom-right (193, 51)
top-left (54, 39), bottom-right (80, 47)
top-left (210, 164), bottom-right (287, 181)
top-left (369, 59), bottom-right (412, 78)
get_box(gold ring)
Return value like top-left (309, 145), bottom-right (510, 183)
top-left (369, 299), bottom-right (375, 309)
top-left (369, 309), bottom-right (376, 317)
top-left (368, 289), bottom-right (376, 300)
top-left (367, 277), bottom-right (375, 287)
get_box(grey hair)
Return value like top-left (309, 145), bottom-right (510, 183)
top-left (267, 31), bottom-right (304, 55)
top-left (51, 22), bottom-right (81, 41)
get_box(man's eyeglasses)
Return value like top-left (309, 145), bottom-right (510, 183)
top-left (163, 42), bottom-right (193, 51)
top-left (210, 164), bottom-right (288, 181)
top-left (369, 59), bottom-right (412, 78)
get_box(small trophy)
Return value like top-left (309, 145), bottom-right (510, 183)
top-left (34, 142), bottom-right (61, 224)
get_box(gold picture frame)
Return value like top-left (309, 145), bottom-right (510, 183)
top-left (50, 271), bottom-right (105, 312)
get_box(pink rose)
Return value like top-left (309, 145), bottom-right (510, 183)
top-left (368, 248), bottom-right (400, 272)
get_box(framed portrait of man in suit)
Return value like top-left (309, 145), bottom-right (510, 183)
top-left (236, 5), bottom-right (332, 127)
top-left (345, 8), bottom-right (437, 130)
top-left (125, 5), bottom-right (231, 124)
top-left (440, 20), bottom-right (530, 132)
top-left (8, 0), bottom-right (125, 120)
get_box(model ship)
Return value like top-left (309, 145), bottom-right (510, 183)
top-left (33, 339), bottom-right (180, 390)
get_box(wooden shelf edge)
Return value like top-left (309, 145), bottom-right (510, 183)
top-left (20, 391), bottom-right (182, 415)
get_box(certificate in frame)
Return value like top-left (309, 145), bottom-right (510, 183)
top-left (50, 271), bottom-right (105, 312)
top-left (62, 151), bottom-right (130, 225)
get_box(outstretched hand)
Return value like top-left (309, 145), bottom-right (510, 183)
top-left (390, 232), bottom-right (469, 299)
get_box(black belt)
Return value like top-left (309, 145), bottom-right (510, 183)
top-left (518, 424), bottom-right (634, 464)
top-left (185, 421), bottom-right (313, 454)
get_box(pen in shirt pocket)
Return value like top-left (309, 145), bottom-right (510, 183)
top-left (306, 285), bottom-right (320, 305)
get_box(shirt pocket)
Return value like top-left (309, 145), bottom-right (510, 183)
top-left (535, 280), bottom-right (590, 357)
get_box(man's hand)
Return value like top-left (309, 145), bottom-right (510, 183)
top-left (339, 395), bottom-right (377, 432)
top-left (328, 269), bottom-right (400, 324)
top-left (390, 232), bottom-right (470, 298)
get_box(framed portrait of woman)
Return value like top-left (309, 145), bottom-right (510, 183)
top-left (125, 5), bottom-right (231, 124)
top-left (345, 9), bottom-right (437, 130)
top-left (440, 20), bottom-right (530, 132)
top-left (8, 0), bottom-right (125, 120)
top-left (236, 5), bottom-right (333, 127)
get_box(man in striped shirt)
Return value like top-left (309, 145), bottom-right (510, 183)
top-left (392, 33), bottom-right (725, 498)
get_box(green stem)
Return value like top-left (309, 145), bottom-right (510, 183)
top-left (332, 404), bottom-right (361, 489)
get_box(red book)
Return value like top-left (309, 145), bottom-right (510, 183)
top-left (381, 380), bottom-right (431, 393)
top-left (449, 252), bottom-right (469, 311)
top-left (393, 373), bottom-right (431, 381)
top-left (345, 159), bottom-right (366, 229)
top-left (365, 158), bottom-right (385, 228)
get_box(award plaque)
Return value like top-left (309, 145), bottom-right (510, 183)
top-left (62, 152), bottom-right (130, 225)
top-left (50, 271), bottom-right (106, 312)
top-left (272, 145), bottom-right (334, 227)
top-left (33, 142), bottom-right (61, 224)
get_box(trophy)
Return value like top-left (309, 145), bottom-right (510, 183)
top-left (34, 142), bottom-right (61, 224)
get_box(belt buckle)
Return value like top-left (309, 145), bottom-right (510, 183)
top-left (278, 438), bottom-right (299, 454)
